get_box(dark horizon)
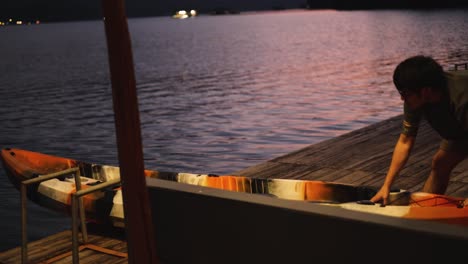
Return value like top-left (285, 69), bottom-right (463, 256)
top-left (2, 0), bottom-right (468, 23)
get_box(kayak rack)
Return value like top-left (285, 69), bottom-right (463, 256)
top-left (20, 167), bottom-right (81, 263)
top-left (71, 177), bottom-right (123, 264)
top-left (20, 167), bottom-right (124, 264)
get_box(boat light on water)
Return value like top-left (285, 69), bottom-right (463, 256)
top-left (173, 10), bottom-right (189, 19)
top-left (172, 9), bottom-right (197, 19)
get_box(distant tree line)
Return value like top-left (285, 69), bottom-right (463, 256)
top-left (1, 1), bottom-right (101, 22)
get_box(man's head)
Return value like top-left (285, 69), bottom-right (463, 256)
top-left (393, 55), bottom-right (447, 109)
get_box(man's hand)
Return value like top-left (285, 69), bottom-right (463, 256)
top-left (370, 187), bottom-right (391, 206)
top-left (370, 134), bottom-right (415, 206)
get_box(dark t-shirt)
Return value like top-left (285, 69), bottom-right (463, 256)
top-left (402, 70), bottom-right (468, 153)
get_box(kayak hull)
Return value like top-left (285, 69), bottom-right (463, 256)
top-left (2, 148), bottom-right (467, 228)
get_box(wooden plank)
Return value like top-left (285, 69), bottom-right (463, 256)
top-left (451, 169), bottom-right (468, 183)
top-left (0, 230), bottom-right (128, 264)
top-left (450, 184), bottom-right (468, 197)
top-left (0, 231), bottom-right (72, 263)
top-left (445, 182), bottom-right (468, 197)
top-left (334, 170), bottom-right (377, 185)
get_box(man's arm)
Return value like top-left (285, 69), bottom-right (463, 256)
top-left (370, 133), bottom-right (416, 205)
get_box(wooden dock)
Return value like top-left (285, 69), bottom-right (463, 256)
top-left (0, 229), bottom-right (128, 264)
top-left (1, 114), bottom-right (467, 263)
top-left (233, 114), bottom-right (468, 197)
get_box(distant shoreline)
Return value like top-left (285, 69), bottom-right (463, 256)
top-left (2, 3), bottom-right (468, 24)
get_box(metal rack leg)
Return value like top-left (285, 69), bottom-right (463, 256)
top-left (21, 184), bottom-right (28, 264)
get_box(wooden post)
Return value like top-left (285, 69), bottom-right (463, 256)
top-left (101, 0), bottom-right (157, 263)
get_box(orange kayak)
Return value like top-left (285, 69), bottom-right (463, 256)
top-left (2, 147), bottom-right (467, 228)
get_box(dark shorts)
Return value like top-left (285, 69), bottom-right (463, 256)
top-left (440, 138), bottom-right (468, 155)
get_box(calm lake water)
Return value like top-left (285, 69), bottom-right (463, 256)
top-left (1, 9), bottom-right (468, 251)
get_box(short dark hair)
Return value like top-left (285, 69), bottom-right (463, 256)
top-left (393, 55), bottom-right (446, 94)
